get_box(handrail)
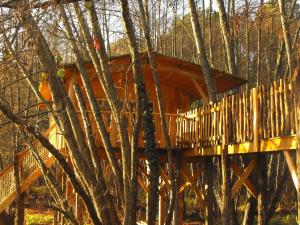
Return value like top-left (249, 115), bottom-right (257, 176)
top-left (0, 124), bottom-right (57, 209)
top-left (0, 124), bottom-right (56, 177)
top-left (177, 77), bottom-right (296, 149)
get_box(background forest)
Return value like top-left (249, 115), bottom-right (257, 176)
top-left (0, 0), bottom-right (299, 224)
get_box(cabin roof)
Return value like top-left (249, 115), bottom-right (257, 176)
top-left (63, 52), bottom-right (246, 99)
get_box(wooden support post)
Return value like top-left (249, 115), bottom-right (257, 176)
top-left (53, 211), bottom-right (58, 225)
top-left (173, 157), bottom-right (183, 225)
top-left (159, 187), bottom-right (167, 225)
top-left (204, 157), bottom-right (214, 225)
top-left (294, 68), bottom-right (300, 224)
top-left (252, 87), bottom-right (259, 152)
top-left (283, 151), bottom-right (298, 189)
top-left (177, 191), bottom-right (184, 225)
top-left (221, 97), bottom-right (230, 224)
top-left (257, 153), bottom-right (267, 225)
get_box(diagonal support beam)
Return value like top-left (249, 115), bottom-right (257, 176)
top-left (230, 159), bottom-right (257, 199)
top-left (179, 181), bottom-right (191, 194)
top-left (138, 175), bottom-right (149, 193)
top-left (283, 150), bottom-right (298, 189)
top-left (191, 78), bottom-right (209, 104)
top-left (180, 164), bottom-right (205, 209)
top-left (159, 167), bottom-right (171, 190)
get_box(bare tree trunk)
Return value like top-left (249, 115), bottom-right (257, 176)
top-left (221, 98), bottom-right (230, 225)
top-left (257, 154), bottom-right (267, 225)
top-left (120, 0), bottom-right (160, 224)
top-left (242, 194), bottom-right (256, 225)
top-left (137, 1), bottom-right (177, 224)
top-left (294, 68), bottom-right (300, 225)
top-left (208, 0), bottom-right (213, 64)
top-left (278, 0), bottom-right (295, 75)
top-left (216, 0), bottom-right (237, 76)
top-left (188, 0), bottom-right (216, 102)
top-left (204, 158), bottom-right (214, 225)
top-left (256, 0), bottom-right (263, 85)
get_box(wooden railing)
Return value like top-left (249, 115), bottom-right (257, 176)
top-left (85, 111), bottom-right (185, 149)
top-left (0, 125), bottom-right (62, 212)
top-left (177, 78), bottom-right (297, 149)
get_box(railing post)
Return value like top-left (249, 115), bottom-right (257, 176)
top-left (252, 87), bottom-right (259, 151)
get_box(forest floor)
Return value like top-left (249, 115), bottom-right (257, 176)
top-left (25, 209), bottom-right (53, 225)
top-left (24, 185), bottom-right (297, 225)
top-left (24, 209), bottom-right (297, 225)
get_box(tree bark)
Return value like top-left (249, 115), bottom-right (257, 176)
top-left (216, 0), bottom-right (237, 77)
top-left (188, 0), bottom-right (217, 102)
top-left (120, 0), bottom-right (160, 224)
top-left (278, 0), bottom-right (295, 76)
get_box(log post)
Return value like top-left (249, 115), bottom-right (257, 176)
top-left (173, 156), bottom-right (183, 225)
top-left (252, 87), bottom-right (259, 152)
top-left (204, 157), bottom-right (214, 225)
top-left (159, 190), bottom-right (166, 225)
top-left (221, 97), bottom-right (230, 224)
top-left (294, 67), bottom-right (300, 224)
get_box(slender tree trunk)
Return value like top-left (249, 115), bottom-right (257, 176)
top-left (278, 0), bottom-right (295, 75)
top-left (188, 0), bottom-right (217, 102)
top-left (294, 68), bottom-right (300, 225)
top-left (216, 0), bottom-right (237, 76)
top-left (256, 0), bottom-right (263, 85)
top-left (221, 98), bottom-right (231, 225)
top-left (242, 193), bottom-right (256, 225)
top-left (204, 158), bottom-right (214, 225)
top-left (120, 1), bottom-right (160, 224)
top-left (137, 1), bottom-right (177, 224)
top-left (257, 154), bottom-right (267, 225)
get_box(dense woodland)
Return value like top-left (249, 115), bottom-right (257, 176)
top-left (0, 0), bottom-right (299, 224)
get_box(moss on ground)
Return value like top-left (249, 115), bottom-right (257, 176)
top-left (25, 209), bottom-right (53, 225)
top-left (269, 213), bottom-right (297, 225)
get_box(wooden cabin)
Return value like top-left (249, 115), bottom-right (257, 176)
top-left (55, 52), bottom-right (246, 150)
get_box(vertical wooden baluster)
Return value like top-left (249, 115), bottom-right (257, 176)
top-left (274, 80), bottom-right (279, 137)
top-left (253, 87), bottom-right (259, 151)
top-left (283, 78), bottom-right (290, 135)
top-left (259, 86), bottom-right (263, 139)
top-left (270, 83), bottom-right (275, 137)
top-left (214, 103), bottom-right (217, 146)
top-left (266, 85), bottom-right (270, 138)
top-left (208, 105), bottom-right (211, 145)
top-left (263, 85), bottom-right (267, 139)
top-left (248, 91), bottom-right (251, 141)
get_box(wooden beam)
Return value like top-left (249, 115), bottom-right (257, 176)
top-left (230, 160), bottom-right (257, 199)
top-left (178, 181), bottom-right (190, 194)
top-left (180, 164), bottom-right (205, 209)
top-left (159, 167), bottom-right (171, 190)
top-left (191, 78), bottom-right (209, 104)
top-left (284, 151), bottom-right (298, 189)
top-left (182, 136), bottom-right (297, 157)
top-left (231, 159), bottom-right (257, 198)
top-left (138, 175), bottom-right (149, 193)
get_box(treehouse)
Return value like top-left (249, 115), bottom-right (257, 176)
top-left (50, 52), bottom-right (246, 151)
top-left (2, 52), bottom-right (300, 225)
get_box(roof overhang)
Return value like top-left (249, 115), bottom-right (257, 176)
top-left (63, 52), bottom-right (247, 100)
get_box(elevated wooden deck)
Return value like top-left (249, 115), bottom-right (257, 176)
top-left (0, 77), bottom-right (297, 213)
top-left (179, 78), bottom-right (296, 157)
top-left (86, 77), bottom-right (296, 157)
